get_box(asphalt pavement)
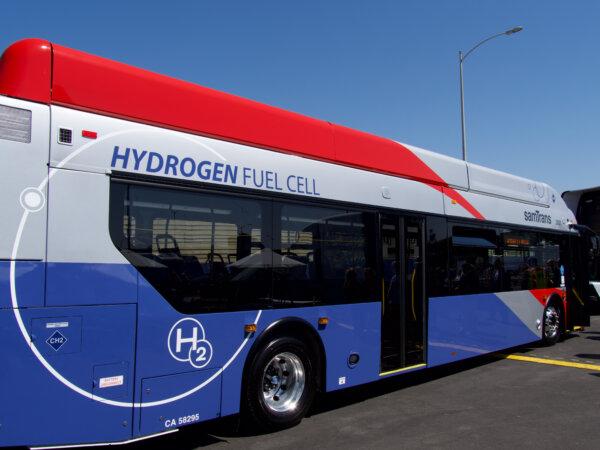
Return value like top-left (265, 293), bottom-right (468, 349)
top-left (115, 316), bottom-right (600, 450)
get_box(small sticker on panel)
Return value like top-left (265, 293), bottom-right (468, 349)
top-left (46, 321), bottom-right (69, 329)
top-left (99, 375), bottom-right (124, 388)
top-left (338, 376), bottom-right (346, 385)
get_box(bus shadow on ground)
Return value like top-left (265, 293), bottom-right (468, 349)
top-left (211, 353), bottom-right (506, 440)
top-left (575, 353), bottom-right (600, 360)
top-left (113, 353), bottom-right (505, 449)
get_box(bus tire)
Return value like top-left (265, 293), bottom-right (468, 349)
top-left (244, 336), bottom-right (316, 430)
top-left (542, 302), bottom-right (562, 345)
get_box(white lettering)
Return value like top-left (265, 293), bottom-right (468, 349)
top-left (176, 326), bottom-right (198, 353)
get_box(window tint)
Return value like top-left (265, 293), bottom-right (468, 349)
top-left (109, 182), bottom-right (380, 312)
top-left (589, 235), bottom-right (600, 282)
top-left (274, 203), bottom-right (379, 305)
top-left (578, 191), bottom-right (600, 234)
top-left (110, 183), bottom-right (273, 313)
top-left (426, 216), bottom-right (449, 297)
top-left (449, 226), bottom-right (499, 294)
top-left (500, 230), bottom-right (563, 290)
top-left (448, 224), bottom-right (567, 295)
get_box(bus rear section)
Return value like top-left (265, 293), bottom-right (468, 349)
top-left (0, 98), bottom-right (139, 446)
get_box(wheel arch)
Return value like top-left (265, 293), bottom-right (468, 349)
top-left (242, 317), bottom-right (326, 394)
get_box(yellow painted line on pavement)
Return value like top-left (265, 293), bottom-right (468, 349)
top-left (499, 354), bottom-right (600, 371)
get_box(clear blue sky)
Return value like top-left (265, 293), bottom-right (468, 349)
top-left (3, 1), bottom-right (599, 193)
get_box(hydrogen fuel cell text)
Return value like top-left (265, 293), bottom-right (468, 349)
top-left (111, 146), bottom-right (320, 197)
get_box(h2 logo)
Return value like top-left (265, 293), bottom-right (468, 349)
top-left (168, 318), bottom-right (213, 369)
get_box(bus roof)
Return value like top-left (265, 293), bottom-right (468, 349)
top-left (0, 38), bottom-right (557, 217)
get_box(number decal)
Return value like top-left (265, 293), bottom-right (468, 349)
top-left (188, 339), bottom-right (213, 369)
top-left (195, 347), bottom-right (206, 363)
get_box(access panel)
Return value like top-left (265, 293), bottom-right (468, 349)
top-left (140, 370), bottom-right (222, 435)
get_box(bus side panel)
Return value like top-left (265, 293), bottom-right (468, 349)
top-left (427, 291), bottom-right (542, 366)
top-left (0, 98), bottom-right (49, 264)
top-left (0, 305), bottom-right (136, 447)
top-left (131, 277), bottom-right (381, 434)
top-left (0, 260), bottom-right (45, 309)
top-left (45, 170), bottom-right (137, 307)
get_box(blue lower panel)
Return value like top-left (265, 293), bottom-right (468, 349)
top-left (45, 262), bottom-right (137, 306)
top-left (133, 277), bottom-right (382, 428)
top-left (0, 261), bottom-right (44, 308)
top-left (140, 370), bottom-right (221, 435)
top-left (0, 305), bottom-right (136, 447)
top-left (428, 294), bottom-right (540, 367)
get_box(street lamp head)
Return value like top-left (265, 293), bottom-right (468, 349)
top-left (505, 26), bottom-right (523, 35)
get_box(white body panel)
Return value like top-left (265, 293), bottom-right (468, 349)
top-left (46, 170), bottom-right (128, 265)
top-left (404, 143), bottom-right (469, 190)
top-left (0, 97), bottom-right (49, 260)
top-left (467, 162), bottom-right (553, 207)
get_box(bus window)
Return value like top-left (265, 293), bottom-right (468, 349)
top-left (500, 231), bottom-right (563, 291)
top-left (449, 226), bottom-right (499, 294)
top-left (273, 203), bottom-right (378, 306)
top-left (578, 191), bottom-right (600, 234)
top-left (110, 183), bottom-right (274, 313)
top-left (426, 216), bottom-right (449, 297)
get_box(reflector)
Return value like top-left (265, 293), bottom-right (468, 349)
top-left (82, 130), bottom-right (97, 139)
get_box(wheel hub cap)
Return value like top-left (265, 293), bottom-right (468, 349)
top-left (262, 352), bottom-right (305, 413)
top-left (544, 306), bottom-right (560, 339)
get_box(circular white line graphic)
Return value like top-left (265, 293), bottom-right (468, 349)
top-left (10, 129), bottom-right (260, 408)
top-left (19, 187), bottom-right (45, 212)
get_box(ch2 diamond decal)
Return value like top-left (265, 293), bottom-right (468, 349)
top-left (46, 330), bottom-right (68, 351)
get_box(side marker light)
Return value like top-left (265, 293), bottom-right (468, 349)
top-left (244, 324), bottom-right (257, 333)
top-left (82, 130), bottom-right (97, 139)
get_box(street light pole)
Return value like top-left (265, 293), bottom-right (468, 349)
top-left (459, 50), bottom-right (467, 161)
top-left (459, 26), bottom-right (523, 161)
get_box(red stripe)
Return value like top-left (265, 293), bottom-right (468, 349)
top-left (529, 288), bottom-right (565, 306)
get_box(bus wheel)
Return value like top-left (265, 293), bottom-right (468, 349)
top-left (244, 336), bottom-right (316, 430)
top-left (542, 303), bottom-right (561, 345)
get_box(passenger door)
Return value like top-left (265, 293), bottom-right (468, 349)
top-left (380, 214), bottom-right (425, 373)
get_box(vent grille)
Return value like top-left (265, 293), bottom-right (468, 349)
top-left (58, 128), bottom-right (73, 145)
top-left (0, 104), bottom-right (32, 143)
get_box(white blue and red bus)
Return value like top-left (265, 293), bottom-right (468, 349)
top-left (0, 39), bottom-right (591, 448)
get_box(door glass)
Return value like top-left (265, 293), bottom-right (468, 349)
top-left (404, 219), bottom-right (424, 366)
top-left (380, 215), bottom-right (402, 372)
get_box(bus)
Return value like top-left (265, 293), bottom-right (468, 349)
top-left (562, 187), bottom-right (600, 309)
top-left (0, 39), bottom-right (591, 448)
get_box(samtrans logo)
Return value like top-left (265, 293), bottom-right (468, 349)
top-left (524, 209), bottom-right (551, 224)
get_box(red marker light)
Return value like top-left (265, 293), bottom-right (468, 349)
top-left (82, 130), bottom-right (97, 139)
